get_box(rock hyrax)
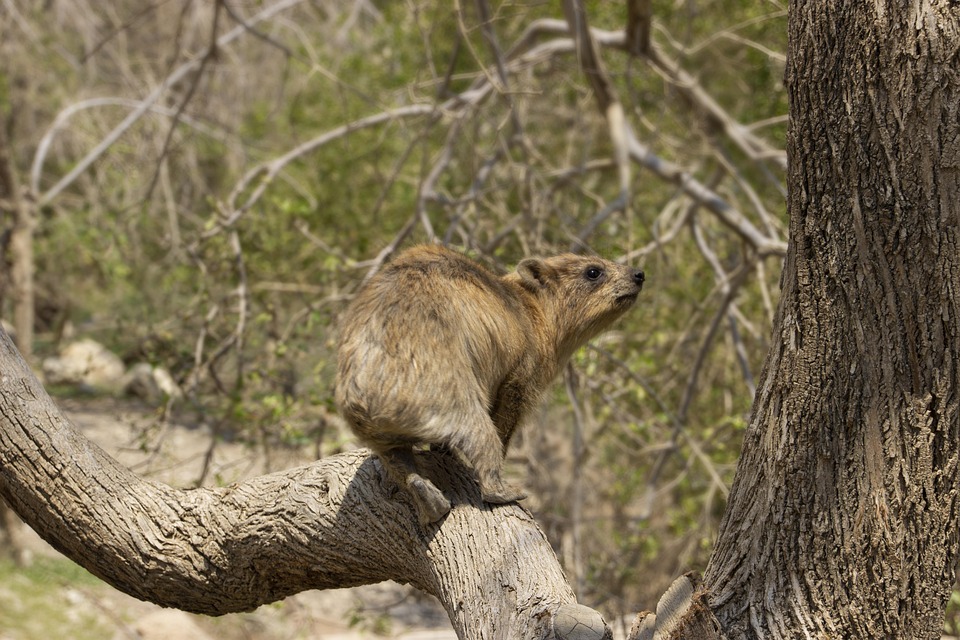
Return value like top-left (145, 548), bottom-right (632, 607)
top-left (336, 244), bottom-right (644, 524)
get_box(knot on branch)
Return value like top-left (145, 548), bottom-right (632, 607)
top-left (552, 602), bottom-right (612, 640)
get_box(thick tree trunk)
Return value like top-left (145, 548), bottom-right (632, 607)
top-left (0, 329), bottom-right (608, 639)
top-left (8, 203), bottom-right (34, 362)
top-left (0, 121), bottom-right (33, 362)
top-left (703, 2), bottom-right (960, 638)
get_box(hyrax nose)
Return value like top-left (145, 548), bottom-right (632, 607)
top-left (633, 270), bottom-right (645, 287)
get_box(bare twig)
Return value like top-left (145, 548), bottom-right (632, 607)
top-left (496, 21), bottom-right (787, 256)
top-left (711, 145), bottom-right (784, 242)
top-left (623, 166), bottom-right (727, 263)
top-left (626, 132), bottom-right (785, 256)
top-left (727, 312), bottom-right (756, 399)
top-left (561, 0), bottom-right (631, 202)
top-left (473, 0), bottom-right (521, 129)
top-left (646, 45), bottom-right (787, 169)
top-left (369, 118), bottom-right (442, 243)
top-left (588, 346), bottom-right (731, 508)
top-left (561, 0), bottom-right (615, 114)
top-left (472, 0), bottom-right (529, 156)
top-left (453, 0), bottom-right (506, 95)
top-left (646, 259), bottom-right (753, 505)
top-left (220, 0), bottom-right (295, 57)
top-left (143, 0), bottom-right (225, 201)
top-left (444, 145), bottom-right (507, 246)
top-left (691, 212), bottom-right (757, 396)
top-left (79, 0), bottom-right (177, 64)
top-left (626, 0), bottom-right (653, 56)
top-left (228, 229), bottom-right (249, 387)
top-left (159, 159), bottom-right (182, 257)
top-left (678, 221), bottom-right (752, 424)
top-left (568, 196), bottom-right (629, 253)
top-left (358, 213), bottom-right (422, 287)
top-left (564, 364), bottom-right (586, 597)
top-left (31, 98), bottom-right (229, 192)
top-left (200, 14), bottom-right (787, 263)
top-left (184, 304), bottom-right (219, 395)
top-left (33, 0), bottom-right (307, 208)
top-left (216, 105), bottom-right (437, 231)
top-left (681, 9), bottom-right (788, 61)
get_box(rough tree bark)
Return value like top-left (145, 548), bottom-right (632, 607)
top-left (0, 328), bottom-right (611, 639)
top-left (701, 2), bottom-right (960, 638)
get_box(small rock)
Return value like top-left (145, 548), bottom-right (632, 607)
top-left (42, 339), bottom-right (125, 390)
top-left (123, 363), bottom-right (182, 403)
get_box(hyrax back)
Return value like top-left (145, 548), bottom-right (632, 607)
top-left (335, 244), bottom-right (644, 525)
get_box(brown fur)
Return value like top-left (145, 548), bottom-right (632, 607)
top-left (335, 244), bottom-right (644, 524)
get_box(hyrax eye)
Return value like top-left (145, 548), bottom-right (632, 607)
top-left (584, 266), bottom-right (604, 281)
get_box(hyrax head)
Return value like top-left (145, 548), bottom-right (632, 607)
top-left (508, 253), bottom-right (644, 359)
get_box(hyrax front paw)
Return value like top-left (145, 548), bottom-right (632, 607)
top-left (481, 481), bottom-right (527, 505)
top-left (407, 475), bottom-right (452, 525)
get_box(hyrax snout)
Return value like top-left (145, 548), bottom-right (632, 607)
top-left (335, 244), bottom-right (644, 525)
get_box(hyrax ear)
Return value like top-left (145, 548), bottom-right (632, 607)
top-left (516, 258), bottom-right (557, 289)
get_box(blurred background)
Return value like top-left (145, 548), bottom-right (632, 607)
top-left (0, 0), bottom-right (797, 637)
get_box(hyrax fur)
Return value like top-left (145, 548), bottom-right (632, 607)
top-left (335, 244), bottom-right (644, 525)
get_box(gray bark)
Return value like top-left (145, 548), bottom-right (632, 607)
top-left (703, 2), bottom-right (960, 638)
top-left (0, 328), bottom-right (607, 639)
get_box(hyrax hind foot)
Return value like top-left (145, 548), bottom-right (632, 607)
top-left (377, 447), bottom-right (451, 526)
top-left (407, 474), bottom-right (452, 525)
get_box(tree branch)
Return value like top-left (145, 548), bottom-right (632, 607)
top-left (201, 14), bottom-right (786, 260)
top-left (498, 20), bottom-right (786, 257)
top-left (211, 104), bottom-right (439, 237)
top-left (625, 0), bottom-right (653, 56)
top-left (646, 46), bottom-right (786, 169)
top-left (0, 328), bottom-right (608, 638)
top-left (142, 0), bottom-right (225, 202)
top-left (625, 133), bottom-right (785, 256)
top-left (561, 0), bottom-right (631, 202)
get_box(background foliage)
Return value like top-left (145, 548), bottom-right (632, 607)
top-left (0, 0), bottom-right (790, 625)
